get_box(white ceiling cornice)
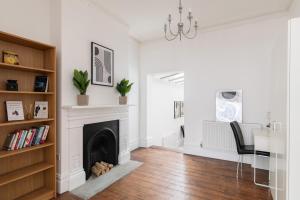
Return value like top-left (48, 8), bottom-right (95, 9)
top-left (91, 0), bottom-right (292, 42)
top-left (141, 10), bottom-right (289, 44)
top-left (88, 0), bottom-right (130, 29)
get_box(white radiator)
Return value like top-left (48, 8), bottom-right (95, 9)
top-left (202, 121), bottom-right (262, 152)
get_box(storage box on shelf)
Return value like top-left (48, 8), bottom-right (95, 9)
top-left (0, 31), bottom-right (56, 200)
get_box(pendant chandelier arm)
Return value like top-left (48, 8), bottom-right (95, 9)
top-left (168, 22), bottom-right (179, 36)
top-left (183, 20), bottom-right (192, 35)
top-left (183, 28), bottom-right (198, 39)
top-left (165, 34), bottom-right (178, 41)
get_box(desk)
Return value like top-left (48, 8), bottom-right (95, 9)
top-left (252, 128), bottom-right (276, 189)
top-left (253, 128), bottom-right (272, 152)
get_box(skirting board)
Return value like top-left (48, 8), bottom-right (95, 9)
top-left (184, 145), bottom-right (269, 170)
top-left (129, 139), bottom-right (139, 151)
top-left (119, 151), bottom-right (131, 164)
top-left (139, 137), bottom-right (153, 148)
top-left (56, 170), bottom-right (86, 194)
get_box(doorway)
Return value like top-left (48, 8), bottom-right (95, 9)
top-left (147, 72), bottom-right (184, 151)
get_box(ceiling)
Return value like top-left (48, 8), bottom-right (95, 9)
top-left (92, 0), bottom-right (292, 42)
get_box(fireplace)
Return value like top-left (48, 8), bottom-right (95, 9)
top-left (83, 120), bottom-right (119, 179)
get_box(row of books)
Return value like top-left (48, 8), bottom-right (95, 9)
top-left (3, 125), bottom-right (50, 151)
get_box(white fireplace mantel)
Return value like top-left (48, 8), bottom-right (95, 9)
top-left (57, 105), bottom-right (131, 193)
top-left (63, 104), bottom-right (134, 110)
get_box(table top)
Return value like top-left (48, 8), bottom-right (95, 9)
top-left (253, 128), bottom-right (272, 152)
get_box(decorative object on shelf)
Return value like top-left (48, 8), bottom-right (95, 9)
top-left (6, 101), bottom-right (25, 121)
top-left (73, 69), bottom-right (90, 105)
top-left (34, 76), bottom-right (48, 92)
top-left (2, 125), bottom-right (50, 151)
top-left (91, 42), bottom-right (114, 87)
top-left (34, 101), bottom-right (48, 119)
top-left (116, 79), bottom-right (133, 105)
top-left (216, 90), bottom-right (242, 123)
top-left (164, 0), bottom-right (198, 41)
top-left (6, 80), bottom-right (18, 91)
top-left (25, 103), bottom-right (34, 120)
top-left (2, 50), bottom-right (20, 65)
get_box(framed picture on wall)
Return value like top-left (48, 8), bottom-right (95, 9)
top-left (180, 101), bottom-right (184, 117)
top-left (216, 90), bottom-right (242, 122)
top-left (174, 101), bottom-right (181, 119)
top-left (91, 42), bottom-right (114, 87)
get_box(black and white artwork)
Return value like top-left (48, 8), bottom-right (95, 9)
top-left (216, 90), bottom-right (242, 123)
top-left (91, 42), bottom-right (114, 87)
top-left (174, 101), bottom-right (181, 119)
top-left (174, 101), bottom-right (184, 119)
top-left (180, 102), bottom-right (184, 117)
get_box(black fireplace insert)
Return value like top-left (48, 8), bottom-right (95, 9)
top-left (83, 120), bottom-right (119, 179)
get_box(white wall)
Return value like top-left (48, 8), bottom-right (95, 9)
top-left (148, 76), bottom-right (184, 146)
top-left (128, 38), bottom-right (140, 151)
top-left (140, 15), bottom-right (288, 152)
top-left (60, 0), bottom-right (129, 105)
top-left (268, 16), bottom-right (288, 200)
top-left (287, 17), bottom-right (300, 200)
top-left (290, 0), bottom-right (300, 17)
top-left (0, 0), bottom-right (53, 44)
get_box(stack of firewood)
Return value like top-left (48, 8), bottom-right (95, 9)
top-left (91, 161), bottom-right (114, 177)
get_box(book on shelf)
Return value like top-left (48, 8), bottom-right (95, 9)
top-left (2, 125), bottom-right (50, 151)
top-left (34, 76), bottom-right (48, 92)
top-left (3, 133), bottom-right (15, 150)
top-left (34, 126), bottom-right (45, 145)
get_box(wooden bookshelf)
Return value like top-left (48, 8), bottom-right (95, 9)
top-left (0, 143), bottom-right (54, 159)
top-left (0, 163), bottom-right (54, 187)
top-left (16, 188), bottom-right (54, 200)
top-left (0, 31), bottom-right (56, 199)
top-left (0, 62), bottom-right (54, 73)
top-left (0, 118), bottom-right (54, 127)
top-left (0, 90), bottom-right (54, 95)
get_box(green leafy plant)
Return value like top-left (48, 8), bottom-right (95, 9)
top-left (73, 69), bottom-right (90, 95)
top-left (116, 79), bottom-right (134, 96)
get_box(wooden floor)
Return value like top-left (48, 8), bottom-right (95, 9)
top-left (56, 147), bottom-right (273, 200)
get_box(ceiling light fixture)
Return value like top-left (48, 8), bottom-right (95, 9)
top-left (164, 0), bottom-right (198, 41)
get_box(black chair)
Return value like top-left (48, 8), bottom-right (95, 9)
top-left (230, 121), bottom-right (270, 179)
top-left (181, 125), bottom-right (185, 138)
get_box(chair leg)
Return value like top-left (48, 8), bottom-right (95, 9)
top-left (236, 155), bottom-right (240, 179)
top-left (241, 155), bottom-right (243, 177)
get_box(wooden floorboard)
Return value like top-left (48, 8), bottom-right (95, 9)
top-left (56, 147), bottom-right (273, 200)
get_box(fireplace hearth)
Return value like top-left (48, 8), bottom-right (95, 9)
top-left (83, 120), bottom-right (119, 179)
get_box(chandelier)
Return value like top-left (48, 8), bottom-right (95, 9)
top-left (164, 0), bottom-right (198, 41)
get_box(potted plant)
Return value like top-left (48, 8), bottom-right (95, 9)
top-left (116, 79), bottom-right (134, 105)
top-left (73, 69), bottom-right (90, 106)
